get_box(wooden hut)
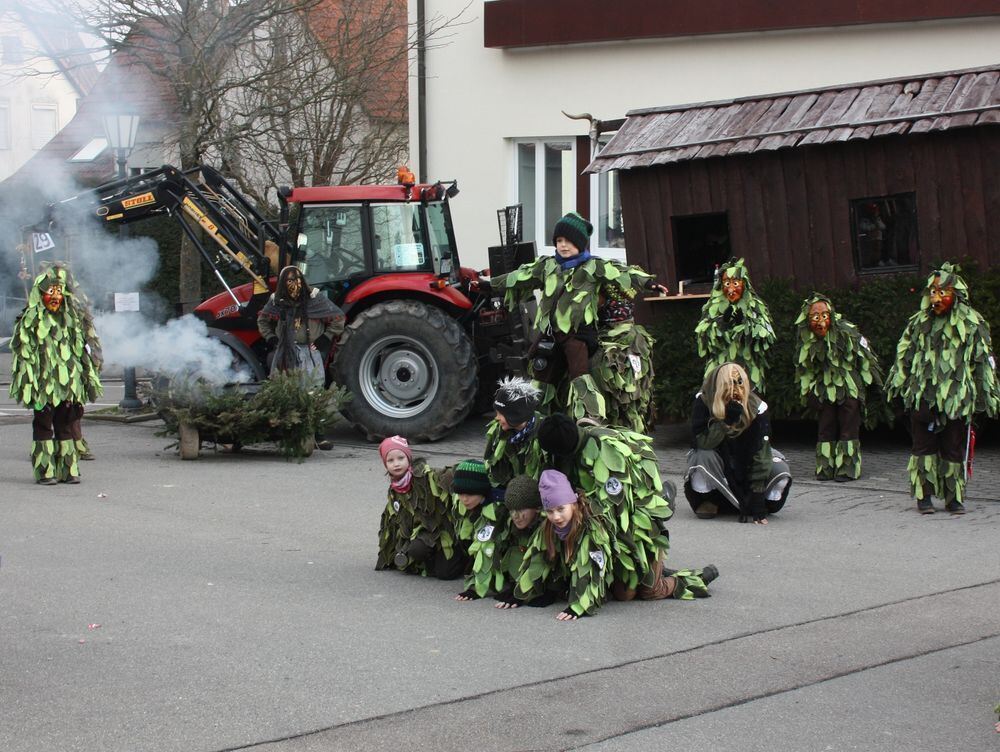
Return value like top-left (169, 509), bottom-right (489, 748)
top-left (587, 65), bottom-right (1000, 292)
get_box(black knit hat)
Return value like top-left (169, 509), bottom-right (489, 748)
top-left (493, 376), bottom-right (541, 427)
top-left (551, 212), bottom-right (593, 252)
top-left (451, 459), bottom-right (490, 496)
top-left (503, 474), bottom-right (542, 511)
top-left (538, 413), bottom-right (580, 456)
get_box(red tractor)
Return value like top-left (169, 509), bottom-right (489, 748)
top-left (40, 165), bottom-right (529, 441)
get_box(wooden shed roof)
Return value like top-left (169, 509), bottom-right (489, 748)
top-left (587, 65), bottom-right (1000, 173)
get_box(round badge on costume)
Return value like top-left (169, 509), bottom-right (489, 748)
top-left (476, 524), bottom-right (495, 542)
top-left (392, 500), bottom-right (400, 512)
top-left (605, 477), bottom-right (623, 496)
top-left (589, 550), bottom-right (606, 571)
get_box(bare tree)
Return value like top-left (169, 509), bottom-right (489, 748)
top-left (218, 0), bottom-right (469, 206)
top-left (56, 0), bottom-right (320, 310)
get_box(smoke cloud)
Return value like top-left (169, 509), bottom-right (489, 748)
top-left (96, 312), bottom-right (251, 384)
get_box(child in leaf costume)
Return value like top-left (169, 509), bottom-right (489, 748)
top-left (538, 414), bottom-right (716, 601)
top-left (684, 362), bottom-right (792, 524)
top-left (10, 264), bottom-right (103, 484)
top-left (485, 212), bottom-right (663, 424)
top-left (457, 474), bottom-right (543, 602)
top-left (484, 377), bottom-right (546, 494)
top-left (503, 470), bottom-right (615, 620)
top-left (794, 294), bottom-right (883, 481)
top-left (884, 263), bottom-right (1000, 514)
top-left (695, 258), bottom-right (775, 390)
top-left (375, 436), bottom-right (464, 578)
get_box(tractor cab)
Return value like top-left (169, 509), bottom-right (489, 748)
top-left (288, 172), bottom-right (460, 309)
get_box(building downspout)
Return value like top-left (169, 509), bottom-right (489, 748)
top-left (416, 0), bottom-right (427, 182)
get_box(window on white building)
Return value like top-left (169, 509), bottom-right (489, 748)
top-left (0, 100), bottom-right (10, 150)
top-left (514, 139), bottom-right (576, 252)
top-left (30, 103), bottom-right (58, 150)
top-left (589, 134), bottom-right (626, 261)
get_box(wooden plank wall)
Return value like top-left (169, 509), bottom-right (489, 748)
top-left (619, 127), bottom-right (1000, 291)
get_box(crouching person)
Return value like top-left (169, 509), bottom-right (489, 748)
top-left (456, 474), bottom-right (543, 602)
top-left (684, 362), bottom-right (792, 525)
top-left (375, 435), bottom-right (465, 578)
top-left (498, 470), bottom-right (614, 620)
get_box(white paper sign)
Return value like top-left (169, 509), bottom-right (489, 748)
top-left (393, 243), bottom-right (425, 266)
top-left (32, 233), bottom-right (55, 253)
top-left (114, 292), bottom-right (141, 312)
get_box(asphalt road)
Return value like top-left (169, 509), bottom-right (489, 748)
top-left (1, 401), bottom-right (998, 752)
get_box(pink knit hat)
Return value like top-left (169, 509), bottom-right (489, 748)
top-left (538, 469), bottom-right (577, 510)
top-left (379, 435), bottom-right (412, 464)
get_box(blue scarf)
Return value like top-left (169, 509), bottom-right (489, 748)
top-left (509, 416), bottom-right (536, 447)
top-left (556, 250), bottom-right (591, 271)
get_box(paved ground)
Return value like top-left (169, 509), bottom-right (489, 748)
top-left (1, 373), bottom-right (999, 751)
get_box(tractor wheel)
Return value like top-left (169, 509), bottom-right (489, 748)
top-left (335, 300), bottom-right (477, 442)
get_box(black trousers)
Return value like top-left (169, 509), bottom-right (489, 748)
top-left (910, 408), bottom-right (966, 462)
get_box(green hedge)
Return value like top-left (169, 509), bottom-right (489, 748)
top-left (649, 261), bottom-right (1000, 423)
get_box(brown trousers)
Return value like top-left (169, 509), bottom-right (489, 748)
top-left (816, 397), bottom-right (861, 442)
top-left (33, 403), bottom-right (83, 441)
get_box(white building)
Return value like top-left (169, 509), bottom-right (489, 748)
top-left (408, 0), bottom-right (1000, 269)
top-left (0, 1), bottom-right (100, 182)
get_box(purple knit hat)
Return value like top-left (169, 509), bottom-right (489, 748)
top-left (538, 469), bottom-right (577, 510)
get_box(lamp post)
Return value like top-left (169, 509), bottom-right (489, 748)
top-left (102, 112), bottom-right (143, 410)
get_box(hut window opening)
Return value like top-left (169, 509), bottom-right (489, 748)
top-left (672, 212), bottom-right (731, 290)
top-left (850, 193), bottom-right (918, 272)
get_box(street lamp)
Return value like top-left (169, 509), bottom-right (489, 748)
top-left (102, 111), bottom-right (143, 410)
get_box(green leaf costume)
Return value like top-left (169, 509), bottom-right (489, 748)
top-left (484, 415), bottom-right (546, 490)
top-left (885, 264), bottom-right (999, 422)
top-left (551, 423), bottom-right (673, 593)
top-left (513, 500), bottom-right (615, 617)
top-left (794, 294), bottom-right (884, 480)
top-left (592, 321), bottom-right (656, 433)
top-left (884, 263), bottom-right (1000, 507)
top-left (10, 265), bottom-right (103, 482)
top-left (493, 256), bottom-right (654, 424)
top-left (460, 501), bottom-right (538, 599)
top-left (695, 258), bottom-right (775, 389)
top-left (376, 460), bottom-right (456, 574)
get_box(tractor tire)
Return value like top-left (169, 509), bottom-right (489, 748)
top-left (335, 300), bottom-right (477, 442)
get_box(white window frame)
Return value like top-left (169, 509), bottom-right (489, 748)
top-left (588, 135), bottom-right (626, 262)
top-left (510, 137), bottom-right (577, 256)
top-left (30, 102), bottom-right (58, 150)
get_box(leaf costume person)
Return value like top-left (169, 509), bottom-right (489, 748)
top-left (884, 263), bottom-right (1000, 514)
top-left (485, 212), bottom-right (662, 423)
top-left (375, 436), bottom-right (463, 578)
top-left (684, 362), bottom-right (792, 524)
top-left (484, 377), bottom-right (546, 494)
top-left (10, 264), bottom-right (103, 484)
top-left (538, 414), bottom-right (716, 600)
top-left (695, 258), bottom-right (775, 389)
top-left (458, 474), bottom-right (543, 602)
top-left (509, 470), bottom-right (616, 620)
top-left (794, 294), bottom-right (883, 481)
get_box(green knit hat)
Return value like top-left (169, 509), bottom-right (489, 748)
top-left (451, 459), bottom-right (490, 496)
top-left (503, 474), bottom-right (542, 511)
top-left (552, 212), bottom-right (593, 252)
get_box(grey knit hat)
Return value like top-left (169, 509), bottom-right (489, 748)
top-left (503, 475), bottom-right (542, 511)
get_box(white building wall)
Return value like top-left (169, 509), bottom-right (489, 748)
top-left (0, 19), bottom-right (81, 182)
top-left (409, 5), bottom-right (1000, 269)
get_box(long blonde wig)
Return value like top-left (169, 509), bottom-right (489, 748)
top-left (711, 362), bottom-right (752, 432)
